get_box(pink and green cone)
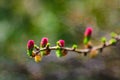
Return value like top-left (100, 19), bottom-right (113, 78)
top-left (56, 40), bottom-right (67, 57)
top-left (27, 40), bottom-right (35, 56)
top-left (83, 27), bottom-right (93, 45)
top-left (40, 37), bottom-right (50, 56)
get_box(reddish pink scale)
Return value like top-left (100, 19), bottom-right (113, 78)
top-left (59, 40), bottom-right (65, 47)
top-left (84, 27), bottom-right (93, 37)
top-left (27, 40), bottom-right (34, 50)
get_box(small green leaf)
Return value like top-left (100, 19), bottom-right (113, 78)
top-left (111, 32), bottom-right (117, 38)
top-left (101, 37), bottom-right (106, 43)
top-left (109, 39), bottom-right (117, 44)
top-left (72, 44), bottom-right (77, 49)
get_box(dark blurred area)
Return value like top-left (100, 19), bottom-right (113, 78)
top-left (0, 0), bottom-right (120, 80)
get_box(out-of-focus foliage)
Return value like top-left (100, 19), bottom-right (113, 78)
top-left (0, 0), bottom-right (120, 80)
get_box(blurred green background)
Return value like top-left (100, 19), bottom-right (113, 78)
top-left (0, 0), bottom-right (120, 80)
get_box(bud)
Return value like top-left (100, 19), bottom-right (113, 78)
top-left (56, 40), bottom-right (67, 57)
top-left (40, 37), bottom-right (50, 56)
top-left (72, 44), bottom-right (77, 50)
top-left (34, 54), bottom-right (42, 62)
top-left (27, 40), bottom-right (34, 50)
top-left (111, 32), bottom-right (117, 38)
top-left (58, 40), bottom-right (65, 47)
top-left (84, 27), bottom-right (93, 37)
top-left (101, 37), bottom-right (106, 43)
top-left (109, 39), bottom-right (116, 45)
top-left (83, 27), bottom-right (93, 45)
top-left (42, 43), bottom-right (51, 56)
top-left (27, 40), bottom-right (34, 56)
top-left (40, 37), bottom-right (48, 47)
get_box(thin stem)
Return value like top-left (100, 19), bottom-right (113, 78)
top-left (35, 35), bottom-right (120, 55)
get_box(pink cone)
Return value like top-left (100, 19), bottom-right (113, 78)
top-left (59, 40), bottom-right (65, 47)
top-left (40, 37), bottom-right (48, 47)
top-left (84, 27), bottom-right (93, 37)
top-left (27, 40), bottom-right (34, 50)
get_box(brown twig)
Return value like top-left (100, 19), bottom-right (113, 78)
top-left (34, 35), bottom-right (120, 55)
